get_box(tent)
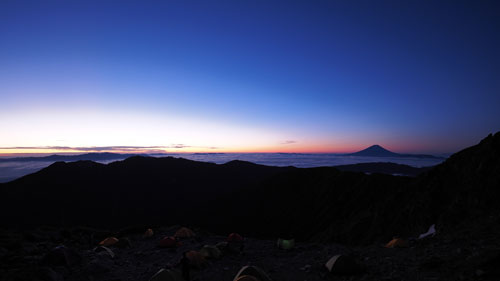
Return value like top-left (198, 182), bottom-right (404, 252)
top-left (174, 227), bottom-right (195, 238)
top-left (159, 236), bottom-right (179, 248)
top-left (149, 268), bottom-right (184, 281)
top-left (200, 245), bottom-right (221, 259)
top-left (143, 228), bottom-right (154, 238)
top-left (185, 250), bottom-right (207, 269)
top-left (325, 255), bottom-right (362, 275)
top-left (235, 276), bottom-right (260, 281)
top-left (418, 224), bottom-right (436, 239)
top-left (215, 241), bottom-right (228, 251)
top-left (93, 246), bottom-right (115, 258)
top-left (385, 238), bottom-right (409, 248)
top-left (233, 266), bottom-right (272, 281)
top-left (99, 237), bottom-right (119, 247)
top-left (227, 233), bottom-right (244, 242)
top-left (277, 238), bottom-right (295, 250)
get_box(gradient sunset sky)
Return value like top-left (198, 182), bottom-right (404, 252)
top-left (1, 1), bottom-right (499, 155)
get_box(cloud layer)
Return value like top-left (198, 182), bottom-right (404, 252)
top-left (0, 145), bottom-right (221, 153)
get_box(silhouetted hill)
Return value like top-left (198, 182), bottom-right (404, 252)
top-left (346, 144), bottom-right (442, 159)
top-left (334, 162), bottom-right (432, 176)
top-left (1, 133), bottom-right (499, 246)
top-left (0, 156), bottom-right (291, 229)
top-left (0, 152), bottom-right (142, 162)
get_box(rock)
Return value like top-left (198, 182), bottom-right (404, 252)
top-left (419, 256), bottom-right (443, 270)
top-left (86, 257), bottom-right (113, 274)
top-left (115, 237), bottom-right (131, 248)
top-left (476, 269), bottom-right (485, 277)
top-left (2, 266), bottom-right (63, 281)
top-left (41, 245), bottom-right (82, 267)
top-left (0, 246), bottom-right (7, 257)
top-left (300, 265), bottom-right (311, 272)
top-left (23, 232), bottom-right (44, 243)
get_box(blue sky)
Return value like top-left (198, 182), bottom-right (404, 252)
top-left (1, 0), bottom-right (499, 154)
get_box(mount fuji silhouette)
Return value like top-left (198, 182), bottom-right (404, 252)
top-left (346, 145), bottom-right (442, 159)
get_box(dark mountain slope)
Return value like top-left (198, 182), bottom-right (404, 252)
top-left (0, 156), bottom-right (291, 228)
top-left (333, 162), bottom-right (431, 176)
top-left (215, 167), bottom-right (414, 244)
top-left (227, 132), bottom-right (500, 244)
top-left (411, 132), bottom-right (500, 231)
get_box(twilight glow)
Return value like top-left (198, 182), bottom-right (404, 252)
top-left (1, 1), bottom-right (499, 155)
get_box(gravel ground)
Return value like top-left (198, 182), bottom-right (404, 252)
top-left (1, 224), bottom-right (499, 281)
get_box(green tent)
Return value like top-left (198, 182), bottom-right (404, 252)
top-left (277, 238), bottom-right (295, 250)
top-left (200, 245), bottom-right (221, 259)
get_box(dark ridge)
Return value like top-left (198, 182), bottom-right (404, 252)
top-left (333, 162), bottom-right (433, 177)
top-left (222, 159), bottom-right (275, 168)
top-left (0, 132), bottom-right (499, 246)
top-left (0, 155), bottom-right (291, 230)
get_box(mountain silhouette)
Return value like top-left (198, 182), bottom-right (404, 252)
top-left (346, 144), bottom-right (442, 159)
top-left (0, 133), bottom-right (499, 246)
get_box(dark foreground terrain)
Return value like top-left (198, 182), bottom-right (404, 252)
top-left (1, 221), bottom-right (499, 281)
top-left (1, 132), bottom-right (499, 280)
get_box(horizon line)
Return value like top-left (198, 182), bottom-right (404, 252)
top-left (0, 147), bottom-right (451, 157)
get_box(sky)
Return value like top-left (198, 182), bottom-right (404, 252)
top-left (1, 0), bottom-right (499, 155)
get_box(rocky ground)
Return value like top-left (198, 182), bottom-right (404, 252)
top-left (2, 221), bottom-right (499, 281)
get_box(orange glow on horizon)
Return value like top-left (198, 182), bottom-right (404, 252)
top-left (0, 143), bottom-right (368, 156)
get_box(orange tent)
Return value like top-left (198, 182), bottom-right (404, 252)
top-left (99, 237), bottom-right (119, 247)
top-left (143, 228), bottom-right (154, 238)
top-left (174, 227), bottom-right (195, 238)
top-left (385, 238), bottom-right (409, 248)
top-left (185, 250), bottom-right (207, 269)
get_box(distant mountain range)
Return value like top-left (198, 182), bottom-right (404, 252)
top-left (345, 144), bottom-right (443, 159)
top-left (0, 145), bottom-right (443, 163)
top-left (0, 152), bottom-right (143, 162)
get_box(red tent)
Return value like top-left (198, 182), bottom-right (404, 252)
top-left (227, 233), bottom-right (243, 242)
top-left (159, 236), bottom-right (180, 248)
